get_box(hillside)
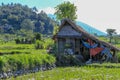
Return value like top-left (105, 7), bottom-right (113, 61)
top-left (76, 21), bottom-right (106, 36)
top-left (0, 3), bottom-right (106, 36)
top-left (0, 3), bottom-right (55, 35)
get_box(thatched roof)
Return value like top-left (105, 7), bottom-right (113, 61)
top-left (55, 18), bottom-right (120, 51)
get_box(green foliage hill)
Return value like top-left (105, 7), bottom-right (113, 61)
top-left (0, 3), bottom-right (56, 35)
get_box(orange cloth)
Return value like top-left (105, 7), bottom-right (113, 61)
top-left (90, 47), bottom-right (104, 56)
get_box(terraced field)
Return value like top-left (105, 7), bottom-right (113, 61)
top-left (0, 38), bottom-right (120, 80)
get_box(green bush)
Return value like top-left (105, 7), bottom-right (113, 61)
top-left (35, 40), bottom-right (44, 49)
top-left (43, 38), bottom-right (54, 49)
top-left (34, 38), bottom-right (54, 50)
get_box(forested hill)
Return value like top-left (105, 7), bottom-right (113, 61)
top-left (0, 3), bottom-right (55, 34)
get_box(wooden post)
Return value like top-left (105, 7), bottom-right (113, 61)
top-left (72, 38), bottom-right (75, 54)
top-left (56, 38), bottom-right (59, 53)
top-left (90, 39), bottom-right (92, 59)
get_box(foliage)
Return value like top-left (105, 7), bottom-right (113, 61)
top-left (56, 54), bottom-right (83, 66)
top-left (43, 38), bottom-right (54, 49)
top-left (55, 1), bottom-right (77, 21)
top-left (34, 33), bottom-right (42, 40)
top-left (15, 37), bottom-right (34, 44)
top-left (116, 44), bottom-right (120, 48)
top-left (34, 38), bottom-right (54, 50)
top-left (106, 29), bottom-right (116, 43)
top-left (0, 53), bottom-right (56, 72)
top-left (53, 25), bottom-right (59, 35)
top-left (98, 36), bottom-right (120, 46)
top-left (13, 63), bottom-right (120, 80)
top-left (117, 52), bottom-right (120, 62)
top-left (0, 3), bottom-right (56, 35)
top-left (0, 41), bottom-right (39, 55)
top-left (35, 40), bottom-right (44, 49)
top-left (113, 35), bottom-right (120, 44)
top-left (20, 19), bottom-right (34, 32)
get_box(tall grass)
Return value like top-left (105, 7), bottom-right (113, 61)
top-left (13, 63), bottom-right (120, 80)
top-left (0, 53), bottom-right (56, 72)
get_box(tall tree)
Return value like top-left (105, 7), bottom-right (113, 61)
top-left (20, 19), bottom-right (34, 31)
top-left (55, 1), bottom-right (77, 21)
top-left (106, 29), bottom-right (116, 43)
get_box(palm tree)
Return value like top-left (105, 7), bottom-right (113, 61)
top-left (106, 29), bottom-right (116, 43)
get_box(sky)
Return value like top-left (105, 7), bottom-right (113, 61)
top-left (0, 0), bottom-right (120, 34)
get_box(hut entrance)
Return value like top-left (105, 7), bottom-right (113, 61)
top-left (75, 39), bottom-right (90, 61)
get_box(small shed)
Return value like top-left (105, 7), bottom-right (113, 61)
top-left (54, 19), bottom-right (120, 61)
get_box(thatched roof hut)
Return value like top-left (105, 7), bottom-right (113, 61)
top-left (54, 18), bottom-right (120, 62)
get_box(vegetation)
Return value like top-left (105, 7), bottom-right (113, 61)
top-left (11, 63), bottom-right (120, 80)
top-left (0, 53), bottom-right (55, 72)
top-left (0, 3), bottom-right (56, 35)
top-left (0, 2), bottom-right (120, 80)
top-left (98, 36), bottom-right (120, 45)
top-left (55, 54), bottom-right (84, 66)
top-left (106, 29), bottom-right (116, 43)
top-left (55, 1), bottom-right (77, 21)
top-left (0, 38), bottom-right (56, 79)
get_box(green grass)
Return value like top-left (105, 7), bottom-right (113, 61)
top-left (0, 37), bottom-right (120, 80)
top-left (116, 44), bottom-right (120, 48)
top-left (0, 41), bottom-right (56, 72)
top-left (10, 63), bottom-right (120, 80)
top-left (0, 52), bottom-right (56, 72)
top-left (0, 38), bottom-right (54, 55)
top-left (0, 43), bottom-right (34, 54)
top-left (98, 36), bottom-right (108, 42)
top-left (0, 42), bottom-right (47, 55)
top-left (98, 36), bottom-right (120, 48)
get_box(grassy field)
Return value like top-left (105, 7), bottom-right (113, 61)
top-left (116, 44), bottom-right (120, 49)
top-left (98, 36), bottom-right (120, 48)
top-left (9, 63), bottom-right (120, 80)
top-left (0, 38), bottom-right (120, 80)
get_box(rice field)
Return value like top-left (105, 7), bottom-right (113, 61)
top-left (10, 63), bottom-right (120, 80)
top-left (0, 38), bottom-right (120, 80)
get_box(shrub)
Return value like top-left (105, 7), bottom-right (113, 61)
top-left (35, 40), bottom-right (44, 49)
top-left (43, 38), bottom-right (54, 49)
top-left (15, 38), bottom-right (21, 44)
top-left (34, 33), bottom-right (41, 40)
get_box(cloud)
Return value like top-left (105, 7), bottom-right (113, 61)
top-left (37, 7), bottom-right (55, 14)
top-left (37, 0), bottom-right (120, 34)
top-left (37, 0), bottom-right (74, 14)
top-left (72, 0), bottom-right (120, 34)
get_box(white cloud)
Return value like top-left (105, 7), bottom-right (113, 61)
top-left (37, 7), bottom-right (55, 14)
top-left (37, 0), bottom-right (120, 34)
top-left (72, 0), bottom-right (120, 34)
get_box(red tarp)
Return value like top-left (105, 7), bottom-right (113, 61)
top-left (87, 39), bottom-right (104, 56)
top-left (90, 47), bottom-right (104, 56)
